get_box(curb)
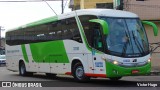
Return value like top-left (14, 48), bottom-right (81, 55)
top-left (150, 71), bottom-right (160, 75)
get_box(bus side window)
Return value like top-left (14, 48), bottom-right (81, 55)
top-left (79, 15), bottom-right (98, 46)
top-left (62, 18), bottom-right (82, 43)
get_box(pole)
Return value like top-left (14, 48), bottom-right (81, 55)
top-left (62, 0), bottom-right (64, 14)
top-left (0, 26), bottom-right (2, 48)
top-left (0, 26), bottom-right (1, 48)
top-left (45, 0), bottom-right (57, 16)
top-left (120, 0), bottom-right (123, 10)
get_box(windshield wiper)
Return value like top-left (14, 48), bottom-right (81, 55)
top-left (121, 31), bottom-right (130, 57)
top-left (121, 40), bottom-right (129, 57)
top-left (132, 31), bottom-right (145, 55)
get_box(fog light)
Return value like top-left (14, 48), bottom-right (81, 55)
top-left (113, 61), bottom-right (118, 65)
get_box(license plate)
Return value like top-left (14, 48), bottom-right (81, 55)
top-left (132, 70), bottom-right (139, 74)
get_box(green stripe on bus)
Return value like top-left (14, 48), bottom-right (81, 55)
top-left (8, 16), bottom-right (58, 32)
top-left (21, 45), bottom-right (29, 63)
top-left (25, 16), bottom-right (58, 28)
top-left (30, 40), bottom-right (69, 63)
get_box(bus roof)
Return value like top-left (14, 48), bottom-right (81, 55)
top-left (7, 9), bottom-right (138, 32)
top-left (84, 9), bottom-right (138, 17)
top-left (60, 9), bottom-right (138, 19)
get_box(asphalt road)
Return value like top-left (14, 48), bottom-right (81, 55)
top-left (0, 66), bottom-right (160, 90)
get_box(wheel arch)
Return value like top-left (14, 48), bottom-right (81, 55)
top-left (71, 57), bottom-right (88, 74)
top-left (18, 59), bottom-right (28, 71)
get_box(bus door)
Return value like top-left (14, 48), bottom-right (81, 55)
top-left (91, 27), bottom-right (106, 74)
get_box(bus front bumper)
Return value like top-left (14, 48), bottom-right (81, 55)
top-left (106, 62), bottom-right (151, 78)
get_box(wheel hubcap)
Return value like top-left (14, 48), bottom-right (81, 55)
top-left (76, 66), bottom-right (84, 79)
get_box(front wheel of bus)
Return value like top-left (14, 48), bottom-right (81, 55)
top-left (19, 61), bottom-right (27, 76)
top-left (73, 63), bottom-right (90, 82)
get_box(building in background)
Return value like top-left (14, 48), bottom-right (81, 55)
top-left (69, 0), bottom-right (160, 72)
top-left (0, 26), bottom-right (5, 50)
top-left (0, 38), bottom-right (5, 55)
top-left (123, 0), bottom-right (160, 20)
top-left (69, 0), bottom-right (160, 20)
top-left (0, 38), bottom-right (5, 49)
top-left (69, 0), bottom-right (114, 10)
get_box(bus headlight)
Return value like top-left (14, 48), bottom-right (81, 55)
top-left (148, 58), bottom-right (151, 63)
top-left (106, 59), bottom-right (121, 65)
top-left (113, 61), bottom-right (118, 65)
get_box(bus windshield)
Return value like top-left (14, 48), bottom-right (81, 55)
top-left (100, 17), bottom-right (149, 57)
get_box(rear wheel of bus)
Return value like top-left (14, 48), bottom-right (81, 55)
top-left (19, 61), bottom-right (33, 76)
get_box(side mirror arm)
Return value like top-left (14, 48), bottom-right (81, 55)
top-left (142, 21), bottom-right (158, 36)
top-left (89, 19), bottom-right (109, 35)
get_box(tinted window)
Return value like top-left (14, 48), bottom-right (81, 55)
top-left (61, 18), bottom-right (82, 43)
top-left (6, 17), bottom-right (82, 46)
top-left (79, 15), bottom-right (98, 47)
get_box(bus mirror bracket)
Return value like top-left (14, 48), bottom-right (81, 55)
top-left (142, 21), bottom-right (158, 36)
top-left (89, 19), bottom-right (109, 35)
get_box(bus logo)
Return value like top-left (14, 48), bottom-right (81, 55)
top-left (132, 59), bottom-right (137, 62)
top-left (2, 82), bottom-right (11, 87)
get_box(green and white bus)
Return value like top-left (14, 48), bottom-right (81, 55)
top-left (6, 9), bottom-right (158, 82)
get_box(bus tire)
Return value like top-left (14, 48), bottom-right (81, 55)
top-left (19, 61), bottom-right (27, 76)
top-left (109, 77), bottom-right (122, 81)
top-left (73, 62), bottom-right (90, 82)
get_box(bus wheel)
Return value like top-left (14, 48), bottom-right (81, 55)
top-left (73, 63), bottom-right (90, 82)
top-left (46, 73), bottom-right (57, 78)
top-left (19, 61), bottom-right (27, 76)
top-left (109, 77), bottom-right (122, 81)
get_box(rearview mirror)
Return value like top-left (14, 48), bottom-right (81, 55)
top-left (89, 19), bottom-right (109, 35)
top-left (142, 21), bottom-right (158, 36)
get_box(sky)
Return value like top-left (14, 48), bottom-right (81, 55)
top-left (0, 0), bottom-right (71, 37)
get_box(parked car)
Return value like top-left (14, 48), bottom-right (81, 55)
top-left (0, 55), bottom-right (6, 65)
